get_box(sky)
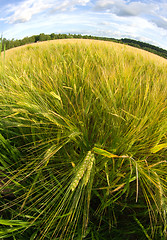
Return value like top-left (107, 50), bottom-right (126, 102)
top-left (0, 0), bottom-right (167, 50)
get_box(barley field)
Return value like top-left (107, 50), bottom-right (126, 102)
top-left (0, 39), bottom-right (167, 239)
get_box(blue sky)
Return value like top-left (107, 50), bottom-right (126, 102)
top-left (0, 0), bottom-right (167, 49)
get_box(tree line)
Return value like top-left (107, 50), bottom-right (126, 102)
top-left (1, 33), bottom-right (167, 59)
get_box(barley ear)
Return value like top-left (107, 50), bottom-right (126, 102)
top-left (70, 151), bottom-right (95, 191)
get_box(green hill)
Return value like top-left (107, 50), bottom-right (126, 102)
top-left (0, 39), bottom-right (167, 240)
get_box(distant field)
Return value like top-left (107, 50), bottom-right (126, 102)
top-left (0, 39), bottom-right (167, 240)
top-left (4, 38), bottom-right (167, 62)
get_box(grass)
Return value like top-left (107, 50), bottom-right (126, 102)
top-left (0, 39), bottom-right (167, 239)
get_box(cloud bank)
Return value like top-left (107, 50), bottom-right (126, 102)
top-left (5, 0), bottom-right (90, 24)
top-left (1, 0), bottom-right (167, 50)
top-left (94, 0), bottom-right (167, 30)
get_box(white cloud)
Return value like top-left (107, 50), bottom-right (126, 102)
top-left (99, 21), bottom-right (112, 26)
top-left (94, 0), bottom-right (155, 16)
top-left (3, 11), bottom-right (91, 39)
top-left (151, 16), bottom-right (167, 30)
top-left (94, 0), bottom-right (167, 31)
top-left (89, 11), bottom-right (167, 49)
top-left (5, 0), bottom-right (90, 24)
top-left (50, 0), bottom-right (90, 13)
top-left (6, 0), bottom-right (52, 23)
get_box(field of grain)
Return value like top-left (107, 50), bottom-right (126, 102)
top-left (0, 39), bottom-right (167, 239)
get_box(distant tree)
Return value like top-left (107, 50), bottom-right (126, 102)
top-left (22, 37), bottom-right (30, 45)
top-left (50, 33), bottom-right (56, 40)
top-left (13, 39), bottom-right (21, 47)
top-left (68, 33), bottom-right (73, 38)
top-left (28, 36), bottom-right (36, 43)
top-left (39, 33), bottom-right (47, 42)
top-left (34, 35), bottom-right (40, 42)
